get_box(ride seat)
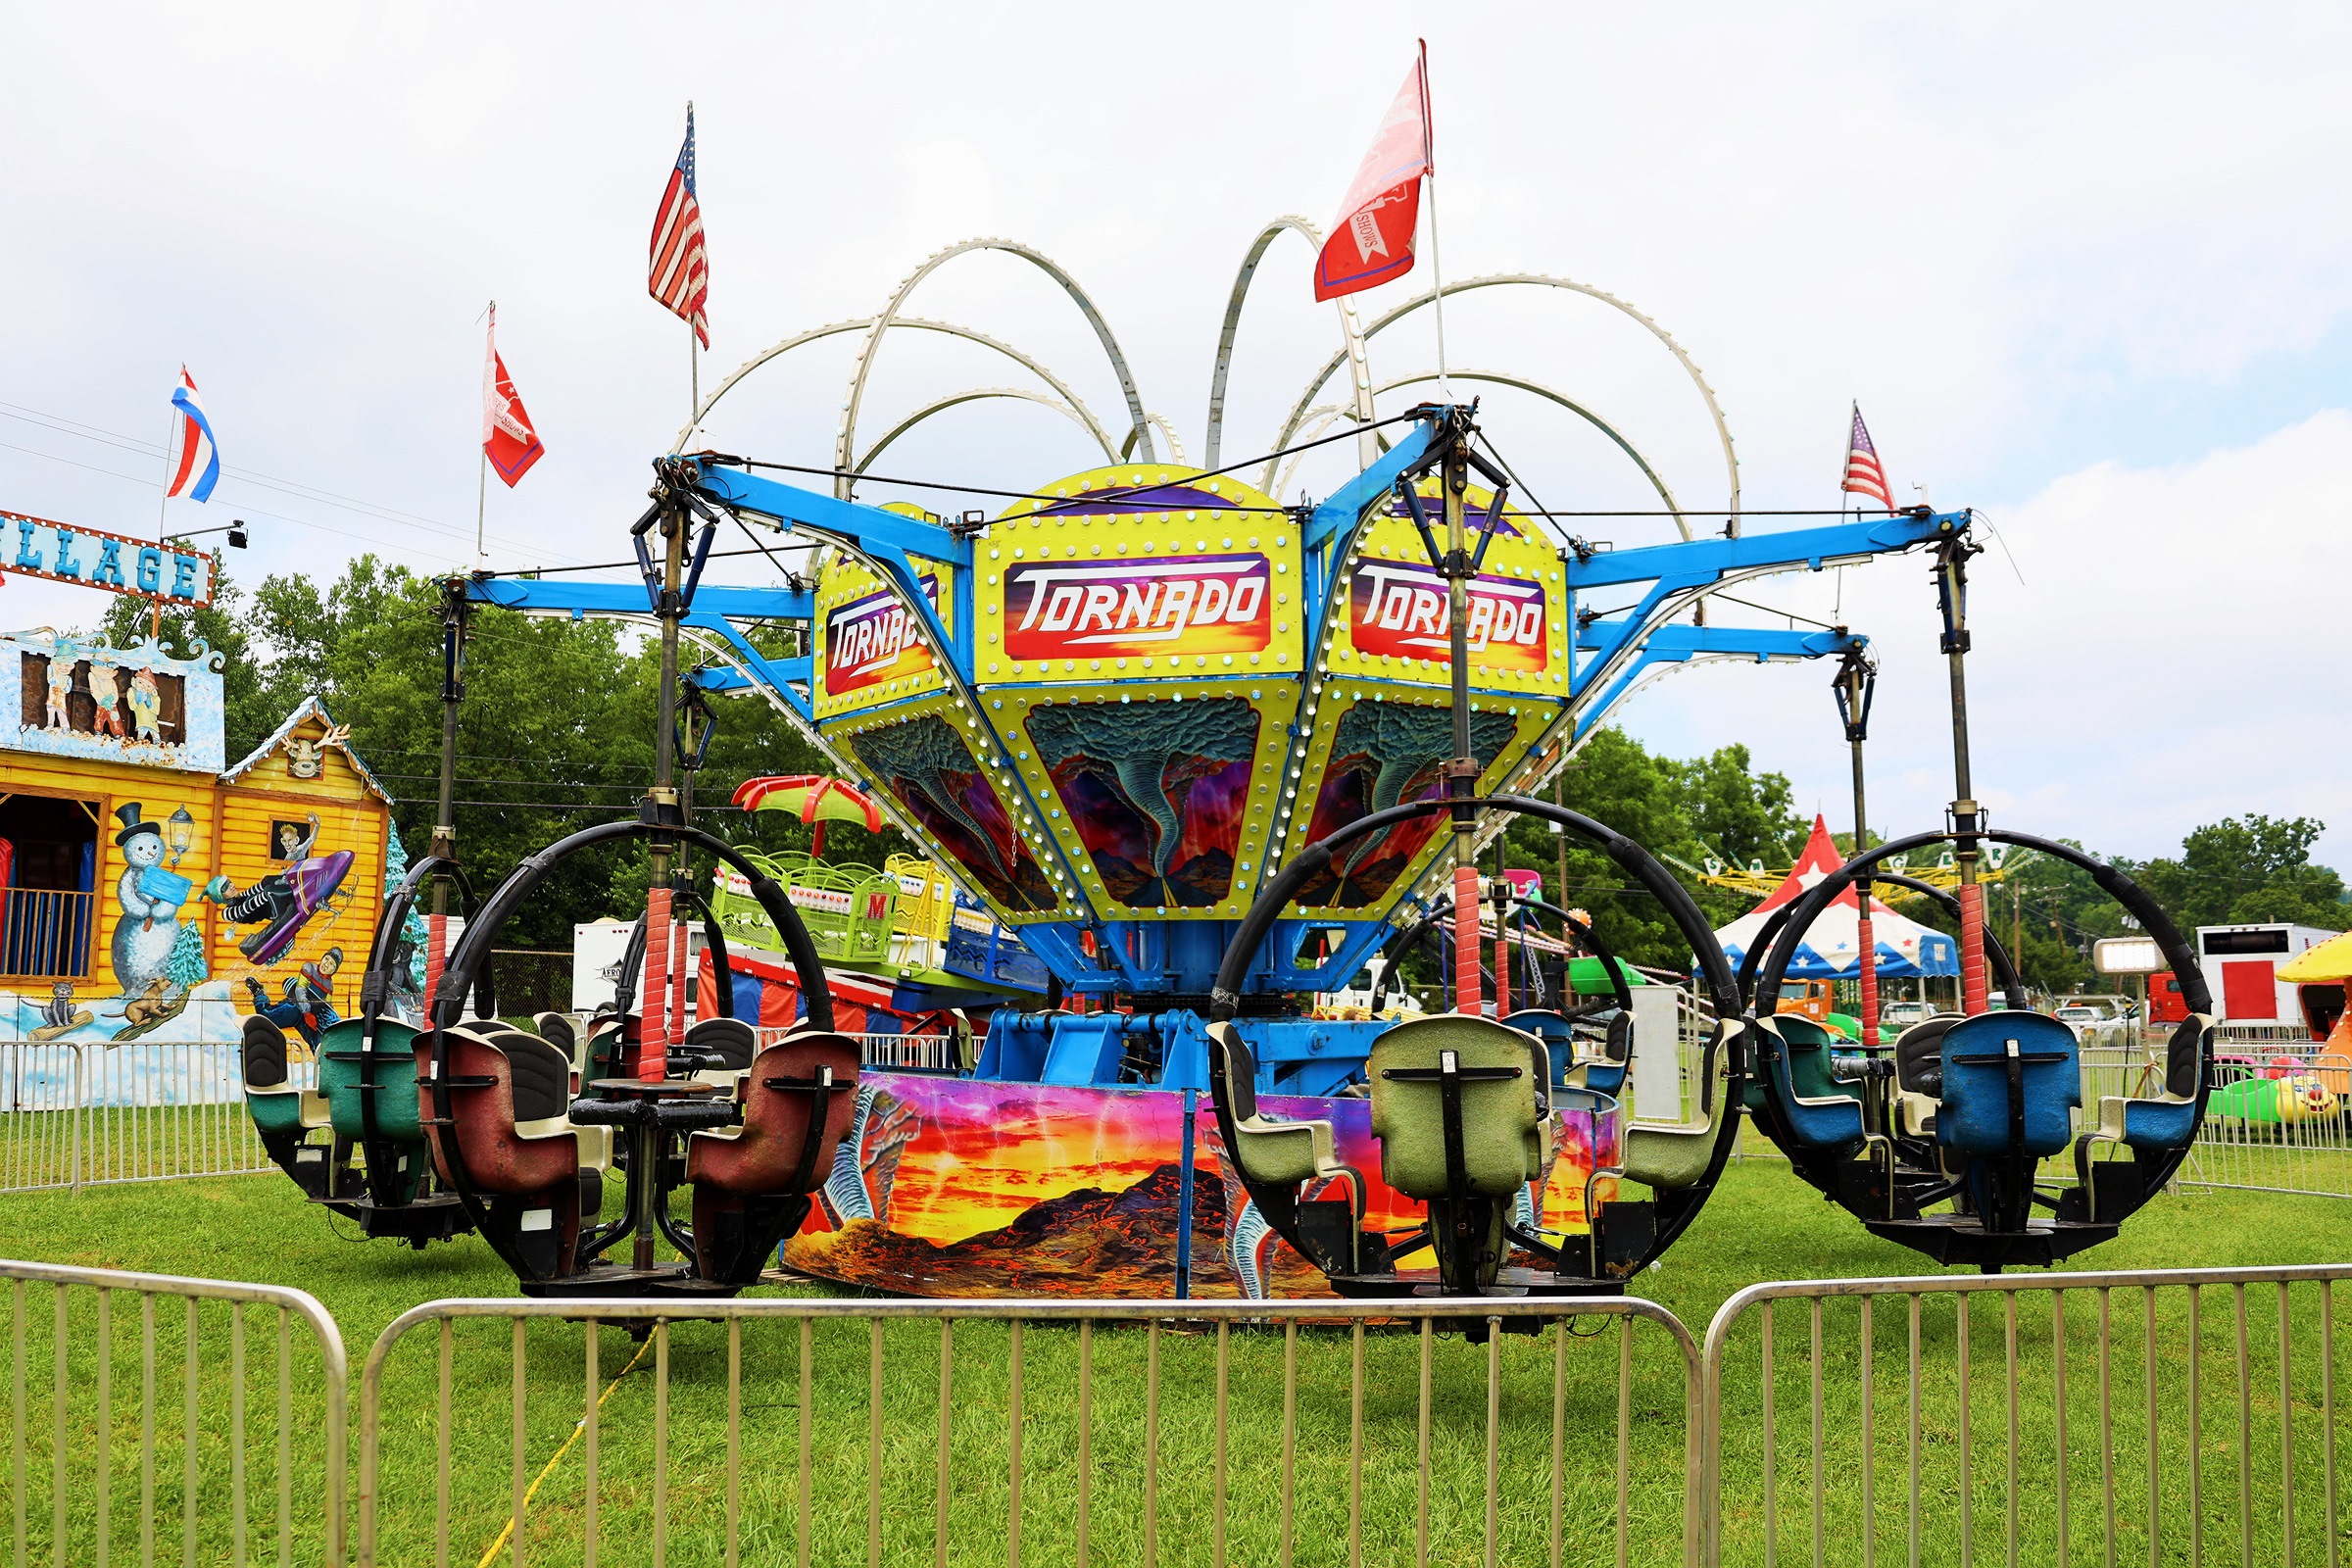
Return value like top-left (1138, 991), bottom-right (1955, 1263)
top-left (684, 1029), bottom-right (861, 1195)
top-left (1368, 1014), bottom-right (1548, 1201)
top-left (1891, 1014), bottom-right (1963, 1138)
top-left (532, 1012), bottom-right (582, 1091)
top-left (678, 1015), bottom-right (759, 1087)
top-left (416, 1024), bottom-right (608, 1197)
top-left (1205, 1022), bottom-right (1365, 1211)
top-left (2073, 1014), bottom-right (2209, 1211)
top-left (1755, 1016), bottom-right (1866, 1152)
top-left (1588, 1019), bottom-right (1743, 1211)
top-left (1937, 1013), bottom-right (2080, 1157)
top-left (318, 1017), bottom-right (428, 1144)
top-left (241, 1014), bottom-right (328, 1138)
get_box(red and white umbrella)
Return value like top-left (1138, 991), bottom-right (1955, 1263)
top-left (733, 774), bottom-right (884, 855)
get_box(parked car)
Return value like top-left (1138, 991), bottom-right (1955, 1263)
top-left (1880, 1000), bottom-right (1932, 1030)
top-left (2056, 1004), bottom-right (2131, 1049)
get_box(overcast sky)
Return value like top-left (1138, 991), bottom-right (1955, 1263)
top-left (3, 4), bottom-right (2345, 870)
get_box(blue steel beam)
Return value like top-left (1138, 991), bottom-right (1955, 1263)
top-left (1301, 418), bottom-right (1443, 552)
top-left (1572, 623), bottom-right (1866, 742)
top-left (467, 576), bottom-right (813, 621)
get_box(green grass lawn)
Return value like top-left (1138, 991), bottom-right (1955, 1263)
top-left (3, 1164), bottom-right (2349, 1565)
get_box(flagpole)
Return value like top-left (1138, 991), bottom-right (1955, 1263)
top-left (1418, 41), bottom-right (1452, 399)
top-left (152, 402), bottom-right (176, 644)
top-left (477, 301), bottom-right (492, 567)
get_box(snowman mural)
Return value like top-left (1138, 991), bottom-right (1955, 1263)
top-left (110, 804), bottom-right (192, 997)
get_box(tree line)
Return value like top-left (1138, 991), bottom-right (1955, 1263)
top-left (100, 555), bottom-right (2343, 973)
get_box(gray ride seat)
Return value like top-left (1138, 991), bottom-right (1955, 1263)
top-left (1205, 1022), bottom-right (1367, 1253)
top-left (1586, 1018), bottom-right (1742, 1212)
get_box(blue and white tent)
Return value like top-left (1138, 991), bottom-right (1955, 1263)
top-left (1712, 816), bottom-right (1959, 981)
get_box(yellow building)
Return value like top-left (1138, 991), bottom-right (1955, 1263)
top-left (2, 629), bottom-right (391, 1045)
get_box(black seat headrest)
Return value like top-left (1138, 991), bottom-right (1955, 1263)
top-left (1603, 1011), bottom-right (1634, 1064)
top-left (2166, 1017), bottom-right (2203, 1100)
top-left (534, 1011), bottom-right (576, 1056)
top-left (486, 1030), bottom-right (571, 1125)
top-left (1894, 1014), bottom-right (1962, 1098)
top-left (242, 1015), bottom-right (289, 1091)
top-left (1210, 1026), bottom-right (1258, 1122)
top-left (683, 1015), bottom-right (758, 1071)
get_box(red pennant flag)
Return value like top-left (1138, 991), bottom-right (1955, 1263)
top-left (481, 305), bottom-right (545, 488)
top-left (1314, 45), bottom-right (1434, 302)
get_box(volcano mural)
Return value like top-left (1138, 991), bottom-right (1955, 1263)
top-left (851, 714), bottom-right (1057, 913)
top-left (1295, 702), bottom-right (1517, 907)
top-left (784, 1071), bottom-right (1615, 1299)
top-left (1026, 697), bottom-right (1258, 908)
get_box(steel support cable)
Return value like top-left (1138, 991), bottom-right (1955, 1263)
top-left (710, 407), bottom-right (1424, 517)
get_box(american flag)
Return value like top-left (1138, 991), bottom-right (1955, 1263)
top-left (1841, 404), bottom-right (1893, 511)
top-left (649, 106), bottom-right (709, 348)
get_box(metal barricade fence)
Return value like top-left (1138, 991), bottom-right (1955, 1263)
top-left (2, 1258), bottom-right (348, 1567)
top-left (2, 1039), bottom-right (284, 1196)
top-left (1700, 1263), bottom-right (2349, 1568)
top-left (356, 1295), bottom-right (1702, 1568)
top-left (2185, 1046), bottom-right (2352, 1200)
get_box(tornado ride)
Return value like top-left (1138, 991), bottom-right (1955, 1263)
top-left (1738, 535), bottom-right (2216, 1268)
top-left (389, 222), bottom-right (1991, 1300)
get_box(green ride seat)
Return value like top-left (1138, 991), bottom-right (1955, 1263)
top-left (1368, 1014), bottom-right (1548, 1201)
top-left (318, 1017), bottom-right (428, 1144)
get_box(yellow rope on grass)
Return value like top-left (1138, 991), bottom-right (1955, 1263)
top-left (473, 1330), bottom-right (659, 1568)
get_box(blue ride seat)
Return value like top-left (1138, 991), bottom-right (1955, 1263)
top-left (1937, 1013), bottom-right (2080, 1158)
top-left (1754, 1016), bottom-right (1866, 1152)
top-left (2073, 1014), bottom-right (2209, 1214)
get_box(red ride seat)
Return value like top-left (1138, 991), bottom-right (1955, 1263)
top-left (685, 1030), bottom-right (860, 1283)
top-left (416, 1024), bottom-right (589, 1272)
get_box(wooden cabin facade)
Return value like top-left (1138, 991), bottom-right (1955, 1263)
top-left (1, 630), bottom-right (391, 1044)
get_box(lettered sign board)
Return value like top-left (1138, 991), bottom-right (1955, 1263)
top-left (3, 510), bottom-right (215, 608)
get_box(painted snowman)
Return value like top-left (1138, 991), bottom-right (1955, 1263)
top-left (110, 804), bottom-right (186, 997)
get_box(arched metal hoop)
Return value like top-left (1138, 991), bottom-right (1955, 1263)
top-left (1275, 368), bottom-right (1691, 540)
top-left (1264, 274), bottom-right (1741, 529)
top-left (1752, 828), bottom-right (2209, 1020)
top-left (1211, 793), bottom-right (1743, 1024)
top-left (857, 387), bottom-right (1111, 474)
top-left (434, 819), bottom-right (835, 1034)
top-left (1202, 217), bottom-right (1374, 470)
top-left (674, 316), bottom-right (1119, 464)
top-left (1736, 869), bottom-right (2028, 1013)
top-left (835, 238), bottom-right (1155, 490)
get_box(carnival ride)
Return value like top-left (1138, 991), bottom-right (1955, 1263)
top-left (1736, 538), bottom-right (2217, 1268)
top-left (245, 219), bottom-right (2008, 1299)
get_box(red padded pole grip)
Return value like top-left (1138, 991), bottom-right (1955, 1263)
top-left (1453, 864), bottom-right (1483, 1015)
top-left (641, 886), bottom-right (672, 1079)
top-left (423, 911), bottom-right (446, 1014)
top-left (1959, 881), bottom-right (1988, 1016)
top-left (1856, 906), bottom-right (1880, 1043)
top-left (667, 913), bottom-right (689, 1043)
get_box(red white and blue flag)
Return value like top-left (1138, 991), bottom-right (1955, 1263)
top-left (649, 106), bottom-right (710, 347)
top-left (1314, 46), bottom-right (1434, 301)
top-left (165, 367), bottom-right (220, 502)
top-left (1842, 404), bottom-right (1894, 511)
top-left (480, 305), bottom-right (545, 487)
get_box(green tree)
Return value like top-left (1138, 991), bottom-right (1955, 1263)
top-left (2137, 815), bottom-right (2344, 929)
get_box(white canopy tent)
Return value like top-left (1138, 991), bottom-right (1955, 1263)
top-left (1712, 816), bottom-right (1960, 982)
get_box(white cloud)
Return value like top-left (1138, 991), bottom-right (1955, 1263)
top-left (1620, 410), bottom-right (2352, 870)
